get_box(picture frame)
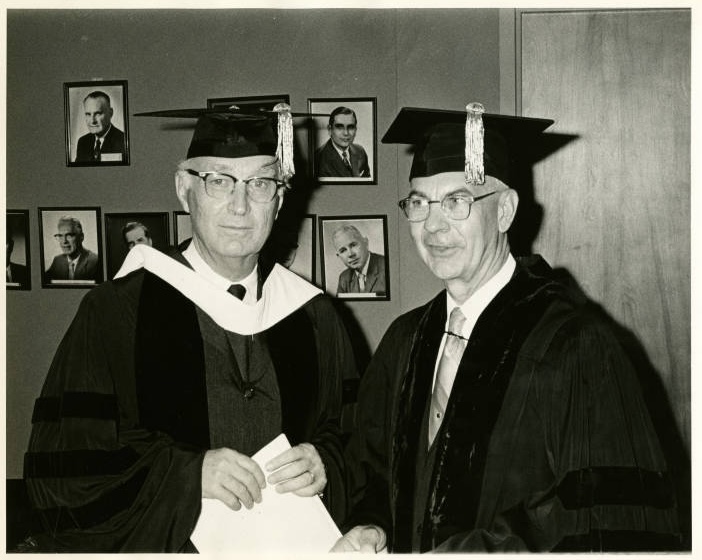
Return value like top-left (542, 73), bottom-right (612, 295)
top-left (6, 209), bottom-right (31, 291)
top-left (207, 94), bottom-right (291, 113)
top-left (38, 207), bottom-right (104, 288)
top-left (319, 215), bottom-right (389, 301)
top-left (173, 211), bottom-right (193, 247)
top-left (282, 214), bottom-right (316, 284)
top-left (64, 79), bottom-right (130, 167)
top-left (104, 212), bottom-right (171, 279)
top-left (308, 97), bottom-right (377, 184)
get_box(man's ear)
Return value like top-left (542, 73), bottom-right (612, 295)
top-left (497, 188), bottom-right (519, 233)
top-left (175, 171), bottom-right (191, 214)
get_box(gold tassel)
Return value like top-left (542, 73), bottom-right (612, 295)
top-left (465, 102), bottom-right (485, 185)
top-left (273, 103), bottom-right (295, 181)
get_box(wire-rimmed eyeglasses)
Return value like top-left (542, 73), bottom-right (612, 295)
top-left (398, 191), bottom-right (497, 222)
top-left (185, 169), bottom-right (286, 203)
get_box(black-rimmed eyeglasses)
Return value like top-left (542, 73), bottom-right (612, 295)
top-left (185, 169), bottom-right (286, 203)
top-left (398, 191), bottom-right (497, 222)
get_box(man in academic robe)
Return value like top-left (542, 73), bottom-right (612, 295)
top-left (333, 224), bottom-right (386, 296)
top-left (333, 105), bottom-right (682, 552)
top-left (24, 105), bottom-right (356, 552)
top-left (315, 106), bottom-right (370, 178)
top-left (74, 91), bottom-right (126, 163)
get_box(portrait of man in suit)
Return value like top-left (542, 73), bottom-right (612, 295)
top-left (74, 90), bottom-right (127, 163)
top-left (315, 106), bottom-right (370, 178)
top-left (45, 215), bottom-right (100, 283)
top-left (6, 224), bottom-right (30, 289)
top-left (332, 223), bottom-right (386, 296)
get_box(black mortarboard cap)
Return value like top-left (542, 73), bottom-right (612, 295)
top-left (135, 104), bottom-right (299, 179)
top-left (382, 103), bottom-right (555, 185)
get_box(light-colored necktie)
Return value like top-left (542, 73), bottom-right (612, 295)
top-left (428, 307), bottom-right (467, 445)
top-left (357, 272), bottom-right (366, 291)
top-left (69, 261), bottom-right (76, 280)
top-left (342, 150), bottom-right (352, 172)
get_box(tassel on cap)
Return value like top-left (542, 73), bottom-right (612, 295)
top-left (274, 103), bottom-right (295, 181)
top-left (464, 102), bottom-right (485, 184)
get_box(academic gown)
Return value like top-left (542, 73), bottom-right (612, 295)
top-left (24, 251), bottom-right (356, 552)
top-left (344, 255), bottom-right (681, 552)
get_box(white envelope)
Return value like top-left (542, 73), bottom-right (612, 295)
top-left (191, 433), bottom-right (341, 553)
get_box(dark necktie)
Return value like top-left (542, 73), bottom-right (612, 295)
top-left (428, 307), bottom-right (468, 445)
top-left (342, 150), bottom-right (352, 173)
top-left (227, 284), bottom-right (247, 300)
top-left (93, 136), bottom-right (101, 161)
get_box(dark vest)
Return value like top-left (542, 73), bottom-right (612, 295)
top-left (134, 270), bottom-right (320, 450)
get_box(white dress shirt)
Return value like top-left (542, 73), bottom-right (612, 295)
top-left (431, 254), bottom-right (516, 392)
top-left (183, 243), bottom-right (258, 305)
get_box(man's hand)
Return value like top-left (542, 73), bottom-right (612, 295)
top-left (331, 525), bottom-right (387, 553)
top-left (201, 448), bottom-right (266, 510)
top-left (265, 442), bottom-right (326, 497)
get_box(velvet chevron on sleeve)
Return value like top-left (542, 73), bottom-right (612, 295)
top-left (24, 274), bottom-right (205, 552)
top-left (344, 256), bottom-right (682, 552)
top-left (24, 265), bottom-right (355, 551)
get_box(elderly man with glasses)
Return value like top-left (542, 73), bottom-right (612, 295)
top-left (334, 104), bottom-right (681, 553)
top-left (45, 215), bottom-right (99, 282)
top-left (24, 106), bottom-right (356, 552)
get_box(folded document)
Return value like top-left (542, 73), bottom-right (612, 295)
top-left (191, 433), bottom-right (341, 553)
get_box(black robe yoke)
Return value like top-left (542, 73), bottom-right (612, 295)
top-left (344, 256), bottom-right (681, 552)
top-left (24, 267), bottom-right (355, 552)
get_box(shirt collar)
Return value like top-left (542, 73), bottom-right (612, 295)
top-left (358, 253), bottom-right (371, 278)
top-left (332, 142), bottom-right (348, 157)
top-left (183, 241), bottom-right (258, 304)
top-left (446, 253), bottom-right (516, 339)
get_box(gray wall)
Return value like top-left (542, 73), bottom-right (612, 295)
top-left (6, 9), bottom-right (501, 478)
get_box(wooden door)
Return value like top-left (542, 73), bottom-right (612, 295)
top-left (519, 9), bottom-right (690, 456)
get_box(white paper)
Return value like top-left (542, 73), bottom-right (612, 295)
top-left (191, 433), bottom-right (342, 553)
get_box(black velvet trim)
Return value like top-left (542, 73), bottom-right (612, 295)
top-left (553, 529), bottom-right (683, 552)
top-left (391, 296), bottom-right (446, 552)
top-left (35, 467), bottom-right (149, 532)
top-left (557, 467), bottom-right (675, 509)
top-left (135, 271), bottom-right (210, 449)
top-left (24, 447), bottom-right (140, 478)
top-left (265, 299), bottom-right (318, 445)
top-left (31, 393), bottom-right (118, 423)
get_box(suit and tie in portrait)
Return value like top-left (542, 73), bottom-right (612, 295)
top-left (314, 105), bottom-right (371, 178)
top-left (337, 251), bottom-right (386, 295)
top-left (331, 223), bottom-right (387, 297)
top-left (75, 125), bottom-right (126, 163)
top-left (315, 139), bottom-right (370, 178)
top-left (71, 89), bottom-right (127, 163)
top-left (44, 215), bottom-right (101, 283)
top-left (46, 247), bottom-right (99, 281)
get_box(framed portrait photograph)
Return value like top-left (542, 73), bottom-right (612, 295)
top-left (308, 97), bottom-right (377, 184)
top-left (64, 79), bottom-right (130, 167)
top-left (207, 94), bottom-right (290, 113)
top-left (319, 215), bottom-right (389, 301)
top-left (281, 214), bottom-right (316, 284)
top-left (6, 209), bottom-right (31, 290)
top-left (104, 212), bottom-right (171, 279)
top-left (38, 207), bottom-right (104, 288)
top-left (174, 211), bottom-right (192, 247)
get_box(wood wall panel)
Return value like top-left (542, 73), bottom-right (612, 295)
top-left (520, 10), bottom-right (690, 450)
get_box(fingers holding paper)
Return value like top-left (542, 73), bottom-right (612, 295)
top-left (265, 442), bottom-right (327, 496)
top-left (201, 448), bottom-right (266, 510)
top-left (331, 525), bottom-right (387, 553)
